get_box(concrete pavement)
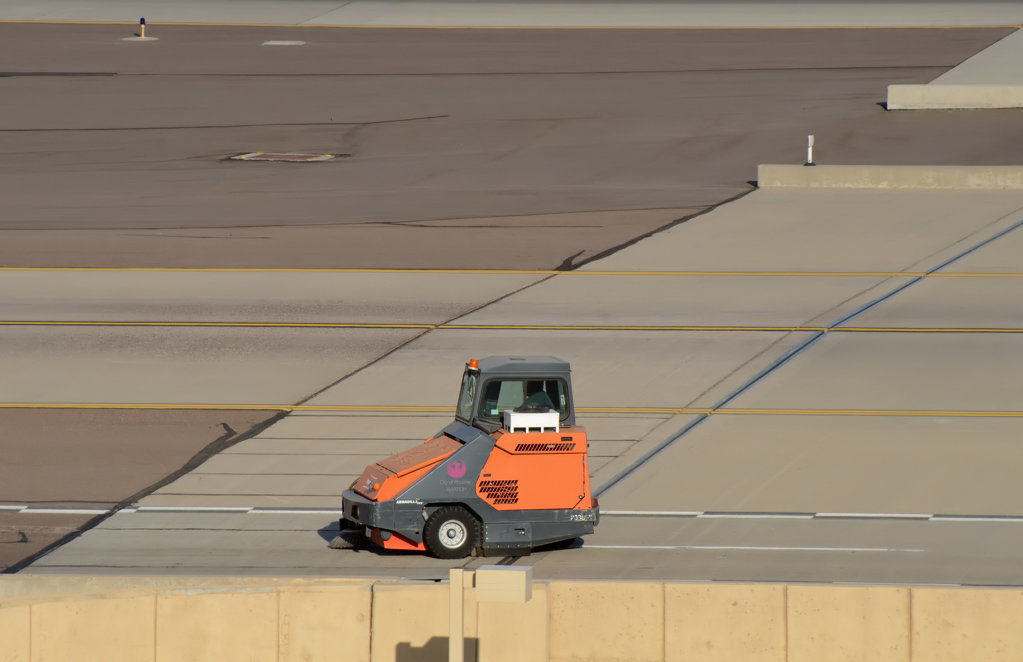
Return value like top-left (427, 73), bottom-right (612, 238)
top-left (0, 270), bottom-right (544, 323)
top-left (585, 189), bottom-right (1023, 272)
top-left (22, 186), bottom-right (1023, 585)
top-left (0, 270), bottom-right (545, 407)
top-left (6, 5), bottom-right (1023, 585)
top-left (888, 25), bottom-right (1023, 108)
top-left (932, 28), bottom-right (1023, 84)
top-left (0, 325), bottom-right (419, 406)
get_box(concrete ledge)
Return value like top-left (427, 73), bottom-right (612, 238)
top-left (0, 603), bottom-right (29, 662)
top-left (788, 585), bottom-right (909, 662)
top-left (549, 581), bottom-right (664, 661)
top-left (666, 584), bottom-right (785, 662)
top-left (888, 84), bottom-right (1023, 109)
top-left (913, 588), bottom-right (1023, 661)
top-left (758, 164), bottom-right (1023, 190)
top-left (6, 577), bottom-right (1023, 661)
top-left (0, 574), bottom-right (367, 600)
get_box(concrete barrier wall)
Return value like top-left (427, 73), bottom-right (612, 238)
top-left (887, 84), bottom-right (1023, 110)
top-left (758, 164), bottom-right (1023, 190)
top-left (3, 576), bottom-right (1023, 661)
top-left (666, 584), bottom-right (785, 662)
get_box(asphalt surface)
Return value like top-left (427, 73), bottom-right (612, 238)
top-left (0, 408), bottom-right (275, 570)
top-left (1, 23), bottom-right (1019, 269)
top-left (4, 19), bottom-right (1023, 584)
top-left (4, 0), bottom-right (1022, 27)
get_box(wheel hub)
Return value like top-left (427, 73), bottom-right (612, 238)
top-left (438, 520), bottom-right (467, 548)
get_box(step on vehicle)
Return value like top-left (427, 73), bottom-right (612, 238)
top-left (333, 356), bottom-right (599, 558)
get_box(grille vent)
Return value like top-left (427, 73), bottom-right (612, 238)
top-left (479, 479), bottom-right (519, 505)
top-left (515, 442), bottom-right (575, 452)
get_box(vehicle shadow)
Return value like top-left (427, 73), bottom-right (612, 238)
top-left (316, 520), bottom-right (424, 557)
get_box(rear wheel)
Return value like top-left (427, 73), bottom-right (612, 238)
top-left (424, 506), bottom-right (480, 559)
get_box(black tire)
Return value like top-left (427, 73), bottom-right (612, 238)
top-left (423, 506), bottom-right (480, 559)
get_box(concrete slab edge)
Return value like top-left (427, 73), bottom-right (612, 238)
top-left (757, 164), bottom-right (1023, 189)
top-left (4, 578), bottom-right (1023, 662)
top-left (888, 84), bottom-right (1023, 109)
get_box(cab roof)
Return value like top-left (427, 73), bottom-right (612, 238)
top-left (476, 356), bottom-right (571, 376)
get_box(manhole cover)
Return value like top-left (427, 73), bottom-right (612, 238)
top-left (229, 152), bottom-right (342, 162)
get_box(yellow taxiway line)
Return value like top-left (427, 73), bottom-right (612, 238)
top-left (0, 321), bottom-right (438, 329)
top-left (2, 321), bottom-right (1022, 334)
top-left (2, 21), bottom-right (1018, 30)
top-left (2, 267), bottom-right (1022, 277)
top-left (2, 403), bottom-right (1022, 417)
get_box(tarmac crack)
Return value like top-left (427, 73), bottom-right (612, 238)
top-left (0, 530), bottom-right (29, 544)
top-left (80, 65), bottom-right (951, 78)
top-left (0, 71), bottom-right (115, 77)
top-left (0, 115), bottom-right (448, 133)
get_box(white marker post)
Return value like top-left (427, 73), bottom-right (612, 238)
top-left (139, 17), bottom-right (146, 38)
top-left (805, 134), bottom-right (815, 166)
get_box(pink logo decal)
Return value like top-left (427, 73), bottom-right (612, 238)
top-left (446, 461), bottom-right (467, 479)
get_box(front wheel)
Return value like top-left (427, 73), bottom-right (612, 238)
top-left (423, 506), bottom-right (480, 559)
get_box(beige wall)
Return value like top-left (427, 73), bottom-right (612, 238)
top-left (666, 583), bottom-right (785, 662)
top-left (2, 576), bottom-right (1022, 661)
top-left (757, 164), bottom-right (1023, 190)
top-left (887, 85), bottom-right (1023, 110)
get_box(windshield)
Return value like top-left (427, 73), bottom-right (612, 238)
top-left (477, 378), bottom-right (569, 422)
top-left (455, 370), bottom-right (478, 423)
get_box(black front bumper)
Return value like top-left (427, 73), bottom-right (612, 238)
top-left (341, 489), bottom-right (387, 528)
top-left (342, 490), bottom-right (428, 544)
